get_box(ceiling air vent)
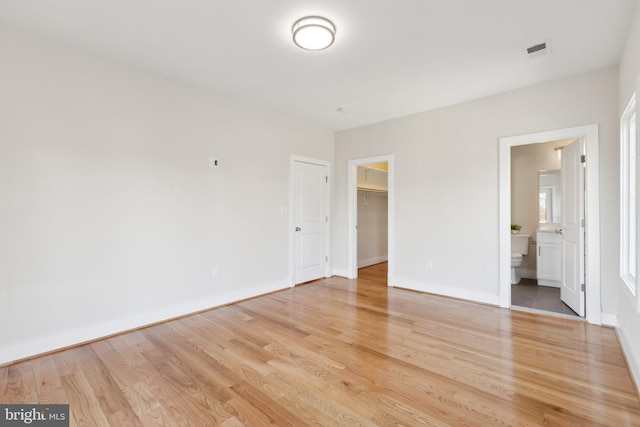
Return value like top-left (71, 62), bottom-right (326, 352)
top-left (524, 40), bottom-right (551, 58)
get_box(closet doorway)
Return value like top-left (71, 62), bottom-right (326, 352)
top-left (357, 163), bottom-right (388, 269)
top-left (347, 155), bottom-right (395, 284)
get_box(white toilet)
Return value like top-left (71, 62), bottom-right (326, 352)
top-left (511, 234), bottom-right (530, 284)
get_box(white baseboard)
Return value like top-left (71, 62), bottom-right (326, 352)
top-left (516, 268), bottom-right (561, 288)
top-left (332, 268), bottom-right (350, 278)
top-left (601, 312), bottom-right (619, 327)
top-left (357, 256), bottom-right (388, 269)
top-left (519, 269), bottom-right (537, 280)
top-left (612, 316), bottom-right (640, 395)
top-left (537, 279), bottom-right (560, 288)
top-left (333, 259), bottom-right (388, 278)
top-left (393, 278), bottom-right (500, 306)
top-left (0, 280), bottom-right (289, 366)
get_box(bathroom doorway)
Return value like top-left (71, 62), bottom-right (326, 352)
top-left (347, 155), bottom-right (395, 284)
top-left (510, 139), bottom-right (579, 316)
top-left (498, 124), bottom-right (602, 325)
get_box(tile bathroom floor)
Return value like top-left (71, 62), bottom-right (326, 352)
top-left (511, 278), bottom-right (579, 316)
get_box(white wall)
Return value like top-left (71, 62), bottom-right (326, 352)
top-left (617, 2), bottom-right (640, 390)
top-left (333, 66), bottom-right (619, 306)
top-left (511, 141), bottom-right (562, 276)
top-left (357, 190), bottom-right (388, 267)
top-left (0, 27), bottom-right (333, 364)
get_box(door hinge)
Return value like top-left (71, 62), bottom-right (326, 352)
top-left (326, 256), bottom-right (328, 262)
top-left (326, 216), bottom-right (328, 222)
top-left (581, 218), bottom-right (585, 227)
top-left (580, 154), bottom-right (586, 163)
top-left (581, 283), bottom-right (585, 292)
top-left (325, 176), bottom-right (328, 183)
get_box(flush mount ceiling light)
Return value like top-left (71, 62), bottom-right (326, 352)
top-left (292, 16), bottom-right (336, 51)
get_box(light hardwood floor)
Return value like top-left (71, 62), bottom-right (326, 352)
top-left (2, 262), bottom-right (639, 426)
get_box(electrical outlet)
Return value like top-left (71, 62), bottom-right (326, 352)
top-left (425, 259), bottom-right (433, 270)
top-left (212, 267), bottom-right (220, 279)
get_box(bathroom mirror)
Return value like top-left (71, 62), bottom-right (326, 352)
top-left (539, 169), bottom-right (561, 223)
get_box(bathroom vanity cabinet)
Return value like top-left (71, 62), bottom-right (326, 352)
top-left (537, 230), bottom-right (561, 287)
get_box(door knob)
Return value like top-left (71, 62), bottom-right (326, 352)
top-left (295, 227), bottom-right (301, 231)
top-left (555, 229), bottom-right (563, 235)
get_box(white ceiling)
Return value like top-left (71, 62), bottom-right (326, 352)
top-left (0, 0), bottom-right (637, 131)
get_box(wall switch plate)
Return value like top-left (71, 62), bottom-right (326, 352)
top-left (212, 267), bottom-right (220, 279)
top-left (425, 259), bottom-right (433, 270)
top-left (209, 158), bottom-right (220, 168)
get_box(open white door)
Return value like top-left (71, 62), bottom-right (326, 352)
top-left (293, 160), bottom-right (328, 284)
top-left (560, 139), bottom-right (585, 316)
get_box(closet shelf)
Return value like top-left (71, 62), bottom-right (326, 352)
top-left (357, 187), bottom-right (388, 193)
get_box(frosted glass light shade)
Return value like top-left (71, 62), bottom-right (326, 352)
top-left (292, 16), bottom-right (336, 51)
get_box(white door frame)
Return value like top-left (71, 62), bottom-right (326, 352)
top-left (289, 155), bottom-right (331, 287)
top-left (347, 155), bottom-right (395, 285)
top-left (498, 124), bottom-right (601, 324)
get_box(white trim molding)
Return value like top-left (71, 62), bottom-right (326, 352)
top-left (331, 268), bottom-right (350, 278)
top-left (358, 256), bottom-right (389, 269)
top-left (620, 92), bottom-right (638, 312)
top-left (393, 278), bottom-right (500, 306)
top-left (614, 321), bottom-right (640, 395)
top-left (0, 280), bottom-right (289, 366)
top-left (601, 312), bottom-right (620, 327)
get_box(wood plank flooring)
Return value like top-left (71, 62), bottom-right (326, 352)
top-left (2, 262), bottom-right (639, 426)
